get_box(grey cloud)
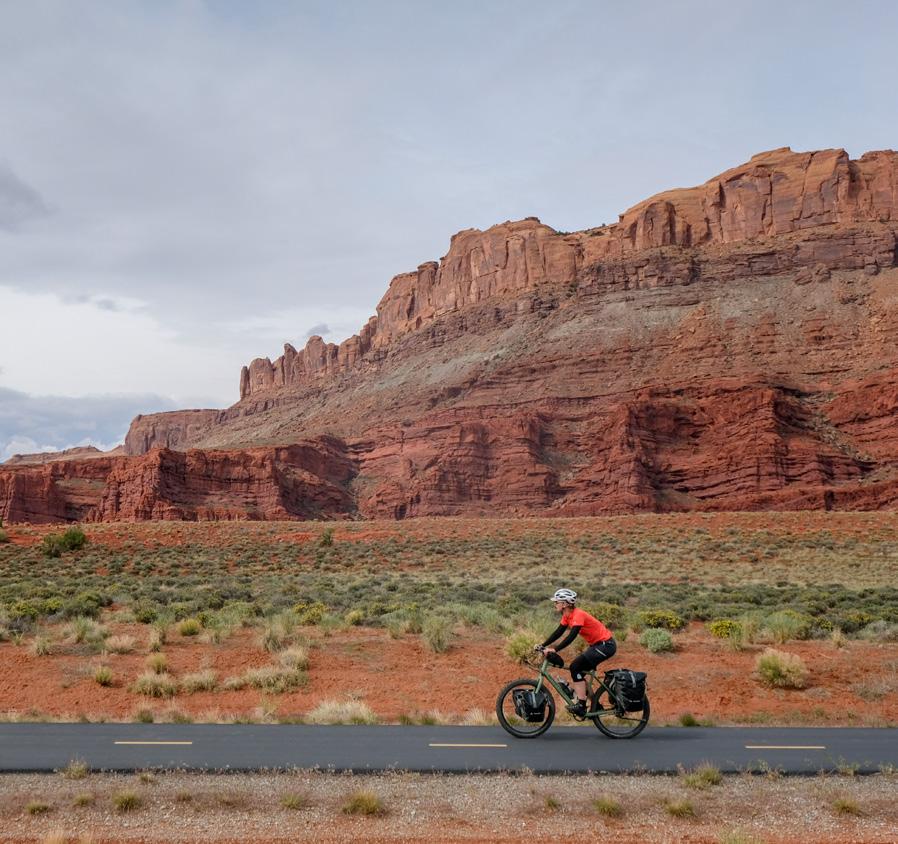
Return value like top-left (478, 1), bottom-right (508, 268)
top-left (0, 387), bottom-right (177, 462)
top-left (304, 323), bottom-right (330, 339)
top-left (0, 163), bottom-right (49, 231)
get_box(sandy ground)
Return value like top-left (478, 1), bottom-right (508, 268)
top-left (1, 623), bottom-right (896, 727)
top-left (1, 770), bottom-right (896, 843)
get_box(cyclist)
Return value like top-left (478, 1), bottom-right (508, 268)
top-left (536, 588), bottom-right (616, 717)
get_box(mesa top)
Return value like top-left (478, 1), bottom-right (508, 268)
top-left (560, 607), bottom-right (613, 645)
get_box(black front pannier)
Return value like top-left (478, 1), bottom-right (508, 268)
top-left (512, 688), bottom-right (549, 722)
top-left (605, 669), bottom-right (647, 712)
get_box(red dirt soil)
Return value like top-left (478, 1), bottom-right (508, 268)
top-left (2, 622), bottom-right (895, 726)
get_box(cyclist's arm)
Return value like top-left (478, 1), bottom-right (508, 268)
top-left (553, 625), bottom-right (582, 651)
top-left (540, 624), bottom-right (566, 648)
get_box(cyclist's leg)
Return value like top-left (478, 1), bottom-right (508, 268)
top-left (571, 640), bottom-right (617, 700)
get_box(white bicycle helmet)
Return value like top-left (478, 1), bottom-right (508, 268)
top-left (551, 588), bottom-right (577, 604)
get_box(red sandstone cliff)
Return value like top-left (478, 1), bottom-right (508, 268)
top-left (4, 146), bottom-right (898, 522)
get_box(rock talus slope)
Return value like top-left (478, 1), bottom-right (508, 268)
top-left (3, 147), bottom-right (898, 522)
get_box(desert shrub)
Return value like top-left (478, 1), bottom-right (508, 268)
top-left (294, 602), bottom-right (327, 626)
top-left (133, 602), bottom-right (158, 624)
top-left (319, 527), bottom-right (335, 547)
top-left (682, 763), bottom-right (722, 788)
top-left (113, 790), bottom-right (142, 812)
top-left (93, 665), bottom-right (114, 687)
top-left (345, 609), bottom-right (364, 626)
top-left (177, 618), bottom-right (202, 637)
top-left (132, 671), bottom-right (178, 698)
top-left (422, 614), bottom-right (453, 653)
top-left (26, 800), bottom-right (51, 815)
top-left (637, 609), bottom-right (684, 631)
top-left (277, 645), bottom-right (310, 670)
top-left (104, 635), bottom-right (136, 655)
top-left (306, 699), bottom-right (378, 725)
top-left (679, 713), bottom-right (700, 727)
top-left (31, 635), bottom-right (52, 656)
top-left (640, 628), bottom-right (674, 653)
top-left (664, 798), bottom-right (695, 818)
top-left (242, 665), bottom-right (306, 693)
top-left (145, 653), bottom-right (167, 674)
top-left (65, 616), bottom-right (107, 646)
top-left (342, 789), bottom-right (384, 815)
top-left (73, 792), bottom-right (95, 807)
top-left (42, 526), bottom-right (87, 558)
top-left (0, 528), bottom-right (8, 544)
top-left (62, 759), bottom-right (89, 780)
top-left (9, 600), bottom-right (41, 622)
top-left (281, 792), bottom-right (311, 810)
top-left (708, 618), bottom-right (742, 639)
top-left (593, 795), bottom-right (622, 817)
top-left (134, 708), bottom-right (155, 723)
top-left (64, 591), bottom-right (107, 619)
top-left (764, 610), bottom-right (812, 643)
top-left (755, 649), bottom-right (808, 689)
top-left (832, 796), bottom-right (862, 816)
top-left (180, 669), bottom-right (217, 693)
top-left (505, 630), bottom-right (540, 663)
top-left (834, 610), bottom-right (876, 634)
top-left (858, 620), bottom-right (898, 642)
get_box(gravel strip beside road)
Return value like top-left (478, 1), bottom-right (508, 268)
top-left (1, 771), bottom-right (896, 843)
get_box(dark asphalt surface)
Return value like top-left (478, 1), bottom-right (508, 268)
top-left (0, 724), bottom-right (894, 774)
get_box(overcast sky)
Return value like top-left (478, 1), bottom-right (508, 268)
top-left (1, 0), bottom-right (897, 460)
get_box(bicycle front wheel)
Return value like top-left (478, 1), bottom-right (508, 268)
top-left (590, 688), bottom-right (650, 739)
top-left (496, 678), bottom-right (555, 739)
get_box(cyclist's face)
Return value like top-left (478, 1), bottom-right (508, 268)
top-left (553, 600), bottom-right (565, 613)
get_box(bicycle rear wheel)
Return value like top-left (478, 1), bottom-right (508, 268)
top-left (496, 678), bottom-right (555, 738)
top-left (590, 687), bottom-right (650, 739)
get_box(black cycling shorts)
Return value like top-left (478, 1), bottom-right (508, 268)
top-left (569, 638), bottom-right (617, 682)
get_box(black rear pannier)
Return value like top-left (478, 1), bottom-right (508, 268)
top-left (512, 688), bottom-right (549, 722)
top-left (605, 669), bottom-right (647, 712)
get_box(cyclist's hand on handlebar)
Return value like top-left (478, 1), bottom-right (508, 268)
top-left (532, 644), bottom-right (544, 652)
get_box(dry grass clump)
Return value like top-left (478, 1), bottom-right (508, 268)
top-left (755, 649), bottom-right (808, 689)
top-left (718, 832), bottom-right (765, 844)
top-left (104, 634), bottom-right (136, 654)
top-left (93, 665), bottom-right (114, 687)
top-left (145, 653), bottom-right (167, 674)
top-left (307, 698), bottom-right (378, 725)
top-left (593, 794), bottom-right (622, 816)
top-left (342, 789), bottom-right (385, 815)
top-left (460, 707), bottom-right (494, 726)
top-left (132, 671), bottom-right (178, 698)
top-left (227, 665), bottom-right (306, 693)
top-left (31, 635), bottom-right (52, 656)
top-left (113, 790), bottom-right (142, 812)
top-left (62, 759), bottom-right (89, 780)
top-left (177, 618), bottom-right (202, 637)
top-left (277, 645), bottom-right (310, 670)
top-left (27, 799), bottom-right (52, 815)
top-left (180, 669), bottom-right (217, 693)
top-left (281, 791), bottom-right (311, 810)
top-left (682, 763), bottom-right (723, 789)
top-left (831, 795), bottom-right (862, 815)
top-left (664, 797), bottom-right (696, 818)
top-left (72, 792), bottom-right (95, 807)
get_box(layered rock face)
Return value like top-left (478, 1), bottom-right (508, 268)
top-left (4, 146), bottom-right (898, 522)
top-left (0, 440), bottom-right (355, 524)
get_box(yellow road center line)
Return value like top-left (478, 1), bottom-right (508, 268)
top-left (744, 745), bottom-right (826, 750)
top-left (114, 741), bottom-right (194, 746)
top-left (429, 743), bottom-right (507, 749)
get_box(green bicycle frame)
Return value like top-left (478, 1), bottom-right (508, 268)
top-left (531, 657), bottom-right (614, 718)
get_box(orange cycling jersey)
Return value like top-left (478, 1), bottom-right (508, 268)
top-left (560, 607), bottom-right (613, 645)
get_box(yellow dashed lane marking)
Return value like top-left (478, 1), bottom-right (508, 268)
top-left (114, 741), bottom-right (194, 746)
top-left (744, 745), bottom-right (825, 750)
top-left (429, 743), bottom-right (507, 749)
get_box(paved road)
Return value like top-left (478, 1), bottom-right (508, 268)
top-left (0, 725), bottom-right (894, 775)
